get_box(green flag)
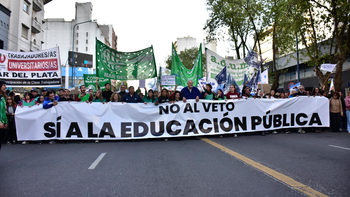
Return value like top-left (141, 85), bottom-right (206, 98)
top-left (170, 43), bottom-right (203, 86)
top-left (95, 38), bottom-right (157, 80)
top-left (83, 74), bottom-right (110, 92)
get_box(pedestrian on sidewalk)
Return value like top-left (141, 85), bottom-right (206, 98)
top-left (0, 80), bottom-right (8, 150)
top-left (345, 91), bottom-right (350, 133)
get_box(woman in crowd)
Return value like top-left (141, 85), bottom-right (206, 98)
top-left (20, 92), bottom-right (37, 107)
top-left (269, 89), bottom-right (276, 99)
top-left (257, 90), bottom-right (266, 98)
top-left (214, 89), bottom-right (225, 100)
top-left (0, 80), bottom-right (7, 150)
top-left (280, 92), bottom-right (286, 99)
top-left (36, 95), bottom-right (45, 105)
top-left (345, 91), bottom-right (350, 133)
top-left (155, 89), bottom-right (170, 105)
top-left (226, 85), bottom-right (241, 100)
top-left (312, 87), bottom-right (322, 96)
top-left (171, 91), bottom-right (181, 103)
top-left (339, 92), bottom-right (347, 132)
top-left (202, 84), bottom-right (215, 100)
top-left (329, 92), bottom-right (343, 132)
top-left (93, 90), bottom-right (106, 103)
top-left (110, 92), bottom-right (120, 102)
top-left (6, 96), bottom-right (16, 144)
top-left (143, 89), bottom-right (157, 104)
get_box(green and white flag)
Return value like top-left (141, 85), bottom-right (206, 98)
top-left (83, 74), bottom-right (110, 92)
top-left (171, 43), bottom-right (203, 86)
top-left (95, 38), bottom-right (157, 80)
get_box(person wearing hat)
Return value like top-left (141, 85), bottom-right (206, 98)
top-left (0, 80), bottom-right (8, 150)
top-left (31, 88), bottom-right (39, 101)
top-left (42, 88), bottom-right (49, 97)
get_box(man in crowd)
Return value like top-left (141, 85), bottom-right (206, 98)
top-left (59, 89), bottom-right (74, 102)
top-left (181, 80), bottom-right (202, 102)
top-left (42, 88), bottom-right (48, 97)
top-left (102, 83), bottom-right (113, 102)
top-left (75, 85), bottom-right (93, 102)
top-left (122, 86), bottom-right (142, 103)
top-left (43, 91), bottom-right (59, 109)
top-left (58, 89), bottom-right (65, 100)
top-left (118, 84), bottom-right (127, 102)
top-left (295, 85), bottom-right (307, 133)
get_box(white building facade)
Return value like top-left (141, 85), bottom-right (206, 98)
top-left (43, 2), bottom-right (117, 88)
top-left (0, 0), bottom-right (52, 52)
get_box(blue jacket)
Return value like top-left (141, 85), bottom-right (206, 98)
top-left (181, 87), bottom-right (202, 100)
top-left (43, 96), bottom-right (59, 109)
top-left (122, 93), bottom-right (142, 103)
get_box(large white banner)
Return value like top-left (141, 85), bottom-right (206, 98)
top-left (0, 47), bottom-right (61, 87)
top-left (15, 97), bottom-right (329, 141)
top-left (206, 49), bottom-right (254, 90)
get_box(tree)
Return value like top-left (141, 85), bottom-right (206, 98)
top-left (165, 47), bottom-right (206, 76)
top-left (114, 81), bottom-right (128, 92)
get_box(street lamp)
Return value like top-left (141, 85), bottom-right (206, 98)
top-left (70, 20), bottom-right (93, 88)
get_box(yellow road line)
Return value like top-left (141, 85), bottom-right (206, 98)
top-left (201, 138), bottom-right (328, 197)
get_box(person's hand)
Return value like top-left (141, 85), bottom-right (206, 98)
top-left (154, 102), bottom-right (159, 106)
top-left (12, 113), bottom-right (14, 116)
top-left (4, 124), bottom-right (7, 129)
top-left (0, 122), bottom-right (4, 129)
top-left (102, 102), bottom-right (105, 104)
top-left (68, 100), bottom-right (71, 103)
top-left (245, 81), bottom-right (249, 85)
top-left (196, 96), bottom-right (199, 102)
top-left (89, 101), bottom-right (93, 104)
top-left (53, 101), bottom-right (58, 106)
top-left (225, 99), bottom-right (227, 101)
top-left (144, 102), bottom-right (147, 105)
top-left (183, 97), bottom-right (186, 103)
top-left (341, 113), bottom-right (343, 117)
top-left (28, 106), bottom-right (32, 108)
top-left (204, 93), bottom-right (208, 98)
top-left (20, 106), bottom-right (23, 108)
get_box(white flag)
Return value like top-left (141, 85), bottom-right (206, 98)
top-left (320, 64), bottom-right (336, 72)
top-left (261, 69), bottom-right (269, 84)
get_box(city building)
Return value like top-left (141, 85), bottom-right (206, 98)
top-left (0, 0), bottom-right (52, 52)
top-left (43, 2), bottom-right (117, 88)
top-left (0, 3), bottom-right (10, 49)
top-left (176, 35), bottom-right (217, 53)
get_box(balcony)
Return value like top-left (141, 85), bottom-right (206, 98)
top-left (33, 0), bottom-right (43, 12)
top-left (31, 18), bottom-right (41, 34)
top-left (30, 41), bottom-right (40, 51)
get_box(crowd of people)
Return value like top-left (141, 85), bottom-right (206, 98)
top-left (0, 79), bottom-right (349, 147)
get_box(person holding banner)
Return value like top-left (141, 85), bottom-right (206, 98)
top-left (93, 90), bottom-right (106, 103)
top-left (118, 85), bottom-right (127, 102)
top-left (143, 89), bottom-right (157, 104)
top-left (5, 96), bottom-right (16, 144)
top-left (122, 86), bottom-right (142, 103)
top-left (202, 84), bottom-right (215, 100)
top-left (110, 92), bottom-right (120, 102)
top-left (0, 80), bottom-right (7, 150)
top-left (155, 89), bottom-right (170, 105)
top-left (226, 85), bottom-right (240, 100)
top-left (170, 91), bottom-right (182, 103)
top-left (181, 80), bottom-right (201, 102)
top-left (214, 89), bottom-right (226, 100)
top-left (75, 85), bottom-right (93, 102)
top-left (345, 91), bottom-right (350, 133)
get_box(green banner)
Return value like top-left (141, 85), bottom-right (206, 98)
top-left (170, 43), bottom-right (203, 86)
top-left (95, 38), bottom-right (157, 80)
top-left (83, 74), bottom-right (110, 92)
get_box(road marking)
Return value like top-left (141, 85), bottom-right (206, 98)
top-left (88, 153), bottom-right (106, 170)
top-left (329, 145), bottom-right (350, 151)
top-left (201, 138), bottom-right (328, 197)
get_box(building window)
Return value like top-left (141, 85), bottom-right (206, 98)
top-left (33, 39), bottom-right (36, 45)
top-left (76, 40), bottom-right (78, 44)
top-left (86, 40), bottom-right (88, 44)
top-left (86, 32), bottom-right (88, 37)
top-left (76, 33), bottom-right (79, 37)
top-left (23, 1), bottom-right (29, 14)
top-left (77, 26), bottom-right (79, 30)
top-left (86, 47), bottom-right (88, 51)
top-left (76, 47), bottom-right (78, 52)
top-left (21, 24), bottom-right (29, 39)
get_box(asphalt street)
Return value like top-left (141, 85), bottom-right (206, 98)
top-left (0, 131), bottom-right (349, 197)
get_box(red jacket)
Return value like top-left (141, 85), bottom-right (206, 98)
top-left (226, 91), bottom-right (241, 99)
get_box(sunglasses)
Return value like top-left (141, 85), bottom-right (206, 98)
top-left (7, 99), bottom-right (11, 100)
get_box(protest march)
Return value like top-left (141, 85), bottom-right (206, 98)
top-left (0, 39), bottom-right (349, 147)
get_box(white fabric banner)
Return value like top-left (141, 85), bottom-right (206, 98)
top-left (0, 47), bottom-right (61, 87)
top-left (15, 97), bottom-right (329, 141)
top-left (320, 64), bottom-right (336, 72)
top-left (206, 49), bottom-right (254, 90)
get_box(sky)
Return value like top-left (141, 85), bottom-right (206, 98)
top-left (44, 0), bottom-right (232, 68)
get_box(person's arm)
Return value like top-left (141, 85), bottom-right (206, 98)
top-left (74, 94), bottom-right (81, 101)
top-left (340, 100), bottom-right (343, 116)
top-left (43, 99), bottom-right (53, 109)
top-left (137, 95), bottom-right (143, 103)
top-left (89, 94), bottom-right (93, 102)
top-left (96, 77), bottom-right (101, 90)
top-left (144, 88), bottom-right (147, 98)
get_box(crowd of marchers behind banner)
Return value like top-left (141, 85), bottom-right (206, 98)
top-left (0, 79), bottom-right (349, 147)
